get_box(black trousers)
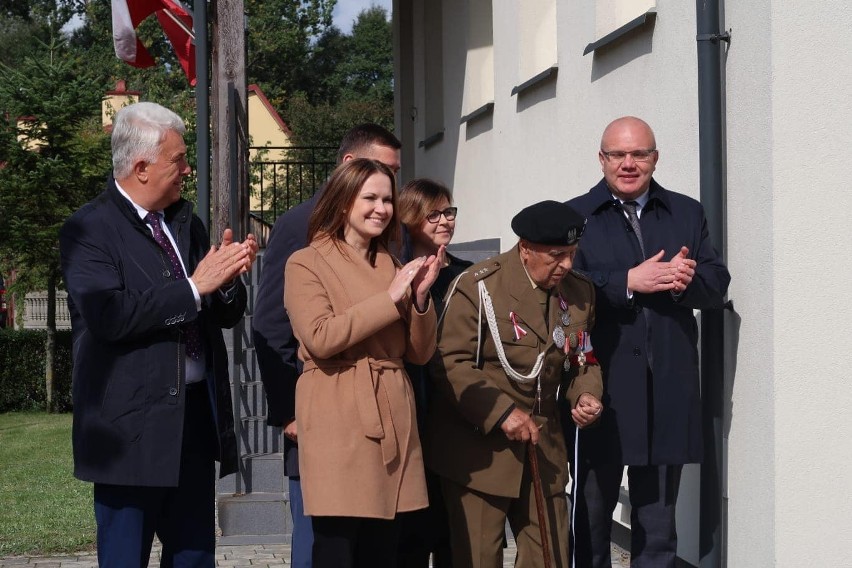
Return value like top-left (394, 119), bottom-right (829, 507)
top-left (396, 470), bottom-right (453, 568)
top-left (571, 462), bottom-right (683, 568)
top-left (312, 515), bottom-right (400, 568)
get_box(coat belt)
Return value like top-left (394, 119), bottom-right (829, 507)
top-left (303, 357), bottom-right (404, 466)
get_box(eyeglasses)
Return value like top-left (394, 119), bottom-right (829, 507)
top-left (600, 149), bottom-right (657, 163)
top-left (426, 207), bottom-right (458, 223)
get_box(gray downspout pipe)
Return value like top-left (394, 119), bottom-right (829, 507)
top-left (696, 1), bottom-right (729, 567)
top-left (195, 0), bottom-right (210, 230)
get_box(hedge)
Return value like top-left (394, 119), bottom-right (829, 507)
top-left (0, 329), bottom-right (73, 412)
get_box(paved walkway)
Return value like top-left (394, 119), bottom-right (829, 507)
top-left (0, 541), bottom-right (630, 567)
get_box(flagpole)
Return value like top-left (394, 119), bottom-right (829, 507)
top-left (194, 0), bottom-right (210, 231)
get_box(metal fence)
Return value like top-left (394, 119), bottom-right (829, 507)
top-left (249, 146), bottom-right (337, 237)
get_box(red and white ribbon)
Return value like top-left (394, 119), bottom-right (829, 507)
top-left (509, 311), bottom-right (527, 341)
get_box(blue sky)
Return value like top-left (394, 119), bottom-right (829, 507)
top-left (332, 0), bottom-right (392, 34)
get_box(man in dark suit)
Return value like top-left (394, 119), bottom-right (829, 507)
top-left (59, 102), bottom-right (258, 567)
top-left (566, 116), bottom-right (730, 568)
top-left (251, 123), bottom-right (400, 568)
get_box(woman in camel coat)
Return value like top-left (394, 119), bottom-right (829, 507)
top-left (284, 158), bottom-right (442, 567)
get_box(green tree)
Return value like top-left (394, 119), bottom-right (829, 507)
top-left (0, 37), bottom-right (111, 410)
top-left (334, 6), bottom-right (393, 106)
top-left (282, 7), bottom-right (394, 148)
top-left (245, 0), bottom-right (336, 108)
top-left (299, 24), bottom-right (350, 105)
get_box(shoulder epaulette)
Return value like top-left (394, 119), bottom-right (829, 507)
top-left (472, 261), bottom-right (501, 281)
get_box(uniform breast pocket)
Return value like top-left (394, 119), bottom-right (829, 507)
top-left (490, 316), bottom-right (541, 365)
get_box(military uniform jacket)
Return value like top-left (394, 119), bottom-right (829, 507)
top-left (285, 237), bottom-right (437, 519)
top-left (426, 245), bottom-right (603, 498)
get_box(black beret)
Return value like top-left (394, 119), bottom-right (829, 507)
top-left (511, 200), bottom-right (586, 246)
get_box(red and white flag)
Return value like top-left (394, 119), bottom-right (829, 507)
top-left (111, 0), bottom-right (197, 85)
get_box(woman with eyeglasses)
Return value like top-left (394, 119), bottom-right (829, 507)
top-left (395, 178), bottom-right (472, 568)
top-left (284, 159), bottom-right (443, 567)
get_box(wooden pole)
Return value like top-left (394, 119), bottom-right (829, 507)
top-left (209, 0), bottom-right (247, 241)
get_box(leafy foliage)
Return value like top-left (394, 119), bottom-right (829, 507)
top-left (0, 330), bottom-right (72, 412)
top-left (334, 7), bottom-right (394, 106)
top-left (245, 0), bottom-right (335, 108)
top-left (281, 6), bottom-right (395, 147)
top-left (0, 37), bottom-right (111, 298)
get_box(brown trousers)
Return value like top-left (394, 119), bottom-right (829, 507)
top-left (440, 466), bottom-right (570, 568)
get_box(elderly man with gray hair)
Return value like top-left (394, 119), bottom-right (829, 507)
top-left (59, 101), bottom-right (258, 567)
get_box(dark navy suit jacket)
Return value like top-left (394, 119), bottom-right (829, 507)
top-left (59, 177), bottom-right (244, 486)
top-left (252, 191), bottom-right (321, 476)
top-left (566, 178), bottom-right (730, 466)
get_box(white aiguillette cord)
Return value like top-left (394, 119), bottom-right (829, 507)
top-left (478, 280), bottom-right (545, 385)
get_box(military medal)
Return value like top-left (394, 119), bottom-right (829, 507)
top-left (558, 293), bottom-right (571, 326)
top-left (568, 332), bottom-right (579, 350)
top-left (577, 331), bottom-right (590, 366)
top-left (552, 325), bottom-right (565, 349)
top-left (563, 356), bottom-right (572, 371)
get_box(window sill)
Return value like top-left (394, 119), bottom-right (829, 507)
top-left (418, 130), bottom-right (444, 149)
top-left (584, 8), bottom-right (657, 55)
top-left (511, 65), bottom-right (558, 97)
top-left (460, 102), bottom-right (494, 124)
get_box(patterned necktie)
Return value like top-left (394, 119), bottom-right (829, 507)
top-left (622, 201), bottom-right (646, 258)
top-left (144, 212), bottom-right (203, 360)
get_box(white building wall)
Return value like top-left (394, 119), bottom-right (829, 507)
top-left (397, 0), bottom-right (852, 565)
top-left (731, 1), bottom-right (852, 566)
top-left (724, 0), bottom-right (776, 564)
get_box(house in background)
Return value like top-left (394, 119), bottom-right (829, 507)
top-left (247, 83), bottom-right (293, 215)
top-left (391, 0), bottom-right (852, 566)
top-left (102, 80), bottom-right (140, 127)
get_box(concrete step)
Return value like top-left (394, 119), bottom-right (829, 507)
top-left (239, 415), bottom-right (281, 456)
top-left (217, 453), bottom-right (285, 494)
top-left (239, 347), bottom-right (260, 384)
top-left (238, 380), bottom-right (267, 417)
top-left (243, 452), bottom-right (285, 493)
top-left (218, 492), bottom-right (291, 542)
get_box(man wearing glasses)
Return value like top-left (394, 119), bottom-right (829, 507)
top-left (565, 117), bottom-right (730, 568)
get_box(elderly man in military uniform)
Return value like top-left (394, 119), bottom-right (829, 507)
top-left (427, 200), bottom-right (604, 568)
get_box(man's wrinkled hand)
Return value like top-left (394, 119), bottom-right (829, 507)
top-left (191, 229), bottom-right (250, 295)
top-left (500, 408), bottom-right (541, 445)
top-left (571, 393), bottom-right (603, 428)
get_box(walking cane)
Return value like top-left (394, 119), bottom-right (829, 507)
top-left (528, 441), bottom-right (553, 568)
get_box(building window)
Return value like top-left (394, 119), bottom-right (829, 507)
top-left (584, 0), bottom-right (657, 54)
top-left (517, 0), bottom-right (557, 84)
top-left (420, 0), bottom-right (444, 148)
top-left (461, 0), bottom-right (494, 123)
